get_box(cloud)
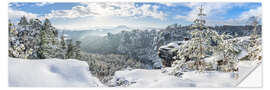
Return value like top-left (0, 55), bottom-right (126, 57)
top-left (158, 2), bottom-right (176, 7)
top-left (51, 16), bottom-right (168, 30)
top-left (239, 6), bottom-right (262, 22)
top-left (45, 2), bottom-right (166, 20)
top-left (174, 3), bottom-right (262, 25)
top-left (219, 6), bottom-right (262, 25)
top-left (35, 2), bottom-right (55, 7)
top-left (8, 8), bottom-right (38, 20)
top-left (175, 3), bottom-right (235, 22)
top-left (9, 3), bottom-right (25, 7)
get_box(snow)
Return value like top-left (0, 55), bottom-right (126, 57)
top-left (8, 50), bottom-right (261, 87)
top-left (8, 57), bottom-right (260, 87)
top-left (111, 69), bottom-right (236, 87)
top-left (238, 47), bottom-right (248, 59)
top-left (8, 58), bottom-right (104, 87)
top-left (110, 61), bottom-right (261, 87)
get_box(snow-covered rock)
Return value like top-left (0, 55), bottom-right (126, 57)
top-left (8, 58), bottom-right (104, 87)
top-left (158, 41), bottom-right (185, 67)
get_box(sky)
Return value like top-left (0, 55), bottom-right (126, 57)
top-left (8, 2), bottom-right (262, 30)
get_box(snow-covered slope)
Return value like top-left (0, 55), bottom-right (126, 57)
top-left (8, 57), bottom-right (261, 87)
top-left (8, 58), bottom-right (104, 87)
top-left (110, 69), bottom-right (235, 87)
top-left (109, 61), bottom-right (261, 87)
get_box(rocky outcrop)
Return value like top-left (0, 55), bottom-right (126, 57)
top-left (158, 41), bottom-right (185, 67)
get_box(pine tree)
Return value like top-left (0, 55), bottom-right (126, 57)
top-left (75, 41), bottom-right (82, 59)
top-left (8, 20), bottom-right (18, 57)
top-left (18, 16), bottom-right (29, 26)
top-left (168, 5), bottom-right (240, 76)
top-left (248, 16), bottom-right (262, 61)
top-left (212, 32), bottom-right (239, 72)
top-left (9, 17), bottom-right (34, 59)
top-left (37, 18), bottom-right (58, 59)
top-left (28, 19), bottom-right (43, 59)
top-left (58, 32), bottom-right (68, 59)
top-left (175, 5), bottom-right (209, 72)
top-left (66, 39), bottom-right (75, 59)
top-left (38, 30), bottom-right (51, 59)
top-left (9, 17), bottom-right (77, 60)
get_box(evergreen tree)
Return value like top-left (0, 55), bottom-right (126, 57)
top-left (28, 19), bottom-right (43, 59)
top-left (248, 16), bottom-right (262, 61)
top-left (176, 5), bottom-right (209, 72)
top-left (168, 5), bottom-right (240, 76)
top-left (9, 17), bottom-right (80, 60)
top-left (75, 41), bottom-right (82, 59)
top-left (38, 30), bottom-right (52, 59)
top-left (66, 39), bottom-right (75, 59)
top-left (58, 32), bottom-right (68, 59)
top-left (18, 16), bottom-right (29, 26)
top-left (37, 18), bottom-right (58, 59)
top-left (9, 19), bottom-right (33, 59)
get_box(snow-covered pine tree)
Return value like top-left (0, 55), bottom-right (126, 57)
top-left (27, 19), bottom-right (42, 59)
top-left (58, 32), bottom-right (68, 59)
top-left (66, 39), bottom-right (77, 59)
top-left (18, 16), bottom-right (29, 26)
top-left (38, 29), bottom-right (52, 59)
top-left (211, 32), bottom-right (239, 72)
top-left (9, 17), bottom-right (82, 60)
top-left (37, 18), bottom-right (58, 59)
top-left (75, 41), bottom-right (82, 59)
top-left (8, 20), bottom-right (20, 57)
top-left (174, 5), bottom-right (209, 72)
top-left (168, 5), bottom-right (240, 76)
top-left (9, 17), bottom-right (34, 59)
top-left (248, 16), bottom-right (262, 61)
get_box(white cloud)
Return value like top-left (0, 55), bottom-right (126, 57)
top-left (45, 2), bottom-right (166, 20)
top-left (239, 6), bottom-right (262, 22)
top-left (174, 3), bottom-right (261, 25)
top-left (8, 8), bottom-right (38, 20)
top-left (159, 2), bottom-right (176, 7)
top-left (9, 3), bottom-right (25, 7)
top-left (45, 2), bottom-right (168, 30)
top-left (220, 6), bottom-right (262, 25)
top-left (175, 3), bottom-right (235, 22)
top-left (35, 2), bottom-right (55, 7)
top-left (51, 16), bottom-right (167, 30)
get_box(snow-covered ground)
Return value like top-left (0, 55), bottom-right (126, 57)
top-left (109, 61), bottom-right (261, 87)
top-left (8, 58), bottom-right (104, 87)
top-left (8, 57), bottom-right (261, 87)
top-left (110, 69), bottom-right (233, 87)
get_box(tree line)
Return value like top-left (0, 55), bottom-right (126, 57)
top-left (8, 16), bottom-right (82, 60)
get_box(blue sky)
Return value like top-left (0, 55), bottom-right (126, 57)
top-left (8, 2), bottom-right (262, 30)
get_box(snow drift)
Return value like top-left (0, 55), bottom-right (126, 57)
top-left (8, 57), bottom-right (261, 87)
top-left (109, 61), bottom-right (261, 87)
top-left (109, 69), bottom-right (236, 87)
top-left (8, 58), bottom-right (104, 87)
